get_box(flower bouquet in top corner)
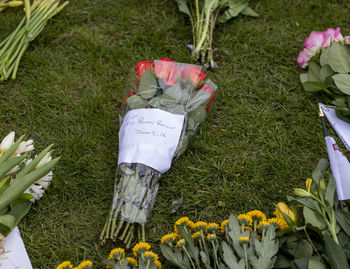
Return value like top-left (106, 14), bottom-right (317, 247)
top-left (100, 58), bottom-right (217, 247)
top-left (297, 27), bottom-right (350, 123)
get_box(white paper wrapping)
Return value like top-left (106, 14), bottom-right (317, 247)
top-left (320, 103), bottom-right (350, 151)
top-left (118, 108), bottom-right (185, 173)
top-left (325, 136), bottom-right (350, 200)
top-left (0, 227), bottom-right (33, 269)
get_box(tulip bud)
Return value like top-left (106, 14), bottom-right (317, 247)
top-left (294, 188), bottom-right (314, 198)
top-left (8, 1), bottom-right (23, 7)
top-left (276, 202), bottom-right (296, 222)
top-left (0, 131), bottom-right (15, 154)
top-left (305, 178), bottom-right (312, 192)
top-left (319, 178), bottom-right (326, 194)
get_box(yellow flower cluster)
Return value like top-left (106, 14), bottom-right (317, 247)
top-left (56, 261), bottom-right (73, 269)
top-left (57, 242), bottom-right (162, 269)
top-left (161, 232), bottom-right (179, 245)
top-left (56, 260), bottom-right (92, 269)
top-left (132, 242), bottom-right (152, 257)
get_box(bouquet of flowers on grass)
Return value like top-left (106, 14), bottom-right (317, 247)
top-left (0, 0), bottom-right (23, 12)
top-left (100, 58), bottom-right (217, 246)
top-left (298, 27), bottom-right (350, 123)
top-left (0, 131), bottom-right (59, 250)
top-left (0, 0), bottom-right (68, 80)
top-left (175, 0), bottom-right (258, 69)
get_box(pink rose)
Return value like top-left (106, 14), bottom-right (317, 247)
top-left (297, 48), bottom-right (313, 68)
top-left (345, 36), bottom-right (350, 44)
top-left (303, 31), bottom-right (325, 52)
top-left (322, 27), bottom-right (344, 48)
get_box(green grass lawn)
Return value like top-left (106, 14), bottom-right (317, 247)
top-left (1, 0), bottom-right (350, 268)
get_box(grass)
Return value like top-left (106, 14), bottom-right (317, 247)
top-left (0, 0), bottom-right (350, 268)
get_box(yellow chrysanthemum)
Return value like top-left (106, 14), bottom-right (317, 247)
top-left (192, 231), bottom-right (201, 240)
top-left (220, 219), bottom-right (229, 233)
top-left (176, 238), bottom-right (186, 248)
top-left (56, 261), bottom-right (73, 269)
top-left (237, 214), bottom-right (253, 226)
top-left (76, 260), bottom-right (93, 269)
top-left (306, 178), bottom-right (312, 192)
top-left (174, 217), bottom-right (193, 232)
top-left (206, 223), bottom-right (219, 233)
top-left (257, 220), bottom-right (270, 231)
top-left (207, 233), bottom-right (216, 241)
top-left (238, 236), bottom-right (250, 244)
top-left (246, 210), bottom-right (266, 222)
top-left (187, 220), bottom-right (195, 230)
top-left (126, 257), bottom-right (138, 267)
top-left (161, 233), bottom-right (179, 245)
top-left (240, 225), bottom-right (253, 233)
top-left (267, 218), bottom-right (284, 230)
top-left (132, 242), bottom-right (151, 257)
top-left (143, 251), bottom-right (159, 261)
top-left (193, 221), bottom-right (207, 231)
top-left (154, 259), bottom-right (162, 269)
top-left (108, 248), bottom-right (125, 260)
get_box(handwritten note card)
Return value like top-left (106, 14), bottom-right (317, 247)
top-left (0, 227), bottom-right (33, 269)
top-left (118, 108), bottom-right (185, 173)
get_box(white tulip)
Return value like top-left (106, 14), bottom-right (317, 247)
top-left (0, 131), bottom-right (15, 154)
top-left (36, 152), bottom-right (52, 168)
top-left (15, 139), bottom-right (34, 155)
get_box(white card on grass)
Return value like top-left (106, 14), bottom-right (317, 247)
top-left (0, 227), bottom-right (33, 269)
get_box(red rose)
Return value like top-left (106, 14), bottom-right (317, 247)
top-left (182, 65), bottom-right (207, 85)
top-left (135, 61), bottom-right (154, 77)
top-left (154, 59), bottom-right (178, 85)
top-left (127, 90), bottom-right (136, 98)
top-left (198, 84), bottom-right (215, 110)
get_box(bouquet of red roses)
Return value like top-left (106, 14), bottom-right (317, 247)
top-left (100, 58), bottom-right (216, 246)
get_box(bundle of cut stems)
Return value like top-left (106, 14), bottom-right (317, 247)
top-left (0, 0), bottom-right (68, 80)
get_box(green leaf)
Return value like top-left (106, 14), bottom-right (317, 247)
top-left (222, 241), bottom-right (244, 269)
top-left (218, 2), bottom-right (247, 23)
top-left (312, 159), bottom-right (328, 185)
top-left (287, 196), bottom-right (321, 213)
top-left (325, 175), bottom-right (336, 208)
top-left (302, 81), bottom-right (328, 93)
top-left (175, 0), bottom-right (192, 19)
top-left (320, 65), bottom-right (334, 82)
top-left (126, 95), bottom-right (148, 109)
top-left (138, 70), bottom-right (158, 99)
top-left (227, 214), bottom-right (244, 258)
top-left (292, 257), bottom-right (308, 269)
top-left (162, 83), bottom-right (185, 105)
top-left (294, 240), bottom-right (313, 259)
top-left (160, 245), bottom-right (185, 269)
top-left (0, 157), bottom-right (59, 211)
top-left (0, 215), bottom-right (15, 236)
top-left (241, 6), bottom-right (258, 17)
top-left (335, 210), bottom-right (350, 237)
top-left (320, 49), bottom-right (329, 66)
top-left (249, 226), bottom-right (278, 269)
top-left (300, 73), bottom-right (309, 84)
top-left (327, 42), bottom-right (350, 74)
top-left (0, 155), bottom-right (27, 180)
top-left (204, 0), bottom-right (219, 17)
top-left (308, 62), bottom-right (321, 82)
top-left (324, 234), bottom-right (349, 269)
top-left (169, 198), bottom-right (184, 214)
top-left (308, 257), bottom-right (327, 269)
top-left (303, 206), bottom-right (326, 230)
top-left (332, 74), bottom-right (350, 95)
